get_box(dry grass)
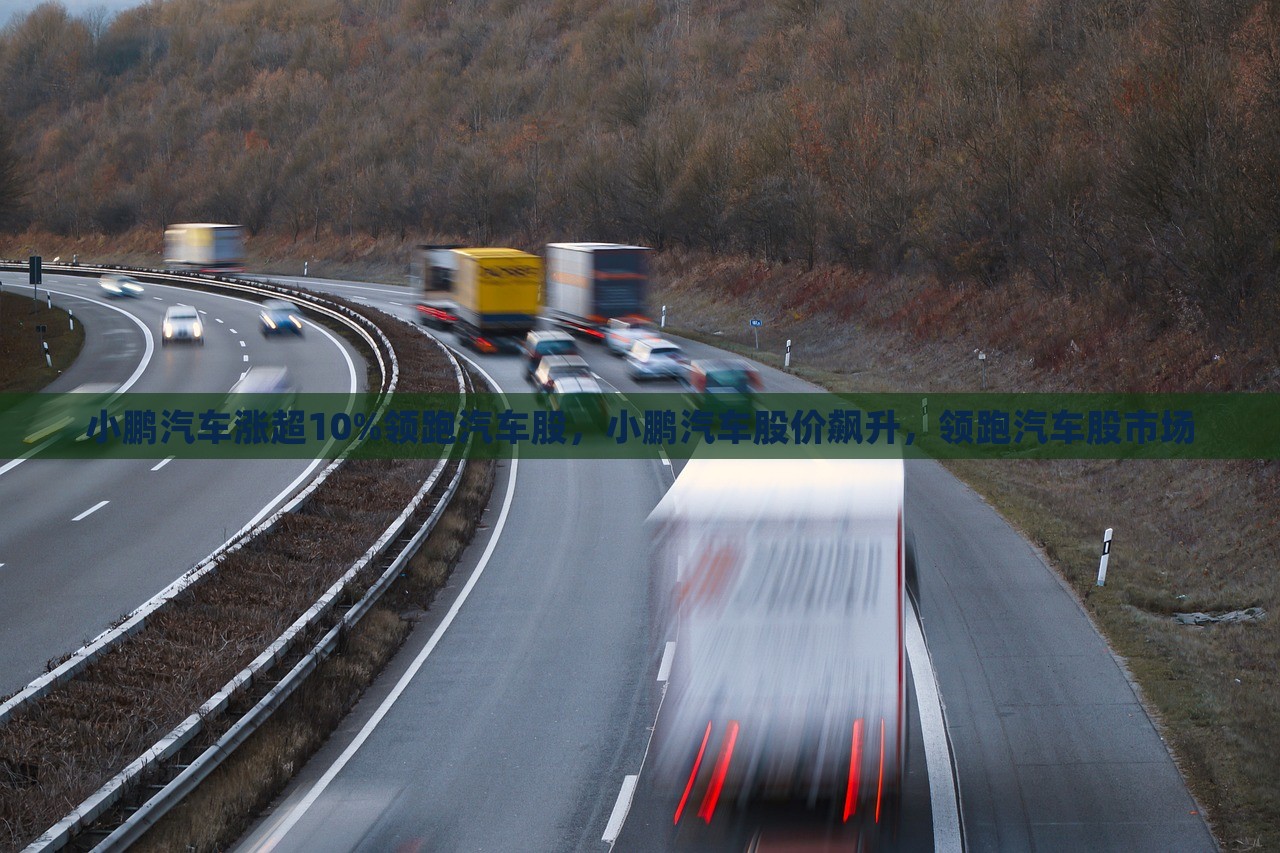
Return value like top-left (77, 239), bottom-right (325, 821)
top-left (655, 251), bottom-right (1279, 849)
top-left (0, 292), bottom-right (85, 392)
top-left (129, 455), bottom-right (496, 853)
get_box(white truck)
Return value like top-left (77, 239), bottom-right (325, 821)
top-left (163, 223), bottom-right (245, 271)
top-left (648, 457), bottom-right (906, 830)
top-left (543, 242), bottom-right (650, 340)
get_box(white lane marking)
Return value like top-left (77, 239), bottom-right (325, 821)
top-left (657, 641), bottom-right (675, 682)
top-left (905, 596), bottom-right (965, 852)
top-left (239, 340), bottom-right (247, 347)
top-left (388, 300), bottom-right (402, 306)
top-left (151, 457), bottom-right (174, 471)
top-left (1, 288), bottom-right (156, 480)
top-left (72, 500), bottom-right (109, 521)
top-left (658, 449), bottom-right (671, 467)
top-left (229, 328), bottom-right (237, 334)
top-left (0, 441), bottom-right (54, 477)
top-left (216, 318), bottom-right (225, 324)
top-left (245, 354), bottom-right (507, 851)
top-left (0, 563), bottom-right (5, 568)
top-left (152, 296), bottom-right (163, 300)
top-left (602, 775), bottom-right (639, 844)
top-left (240, 371), bottom-right (248, 380)
top-left (243, 355), bottom-right (249, 362)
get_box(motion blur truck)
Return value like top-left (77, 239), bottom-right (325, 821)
top-left (648, 457), bottom-right (905, 830)
top-left (450, 248), bottom-right (542, 353)
top-left (163, 223), bottom-right (245, 271)
top-left (543, 243), bottom-right (650, 339)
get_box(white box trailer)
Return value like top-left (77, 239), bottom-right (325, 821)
top-left (543, 243), bottom-right (649, 338)
top-left (648, 457), bottom-right (905, 828)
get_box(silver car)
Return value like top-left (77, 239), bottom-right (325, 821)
top-left (162, 304), bottom-right (204, 346)
top-left (625, 338), bottom-right (688, 381)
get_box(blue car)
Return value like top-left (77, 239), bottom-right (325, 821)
top-left (260, 299), bottom-right (305, 336)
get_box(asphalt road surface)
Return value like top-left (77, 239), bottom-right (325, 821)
top-left (0, 272), bottom-right (365, 697)
top-left (230, 276), bottom-right (1213, 852)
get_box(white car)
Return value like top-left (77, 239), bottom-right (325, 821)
top-left (530, 354), bottom-right (592, 393)
top-left (162, 304), bottom-right (203, 346)
top-left (604, 316), bottom-right (660, 356)
top-left (99, 274), bottom-right (144, 297)
top-left (625, 338), bottom-right (688, 381)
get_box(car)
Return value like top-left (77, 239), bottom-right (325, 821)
top-left (22, 383), bottom-right (118, 445)
top-left (260, 299), bottom-right (304, 336)
top-left (522, 330), bottom-right (579, 375)
top-left (229, 365), bottom-right (296, 396)
top-left (547, 376), bottom-right (610, 430)
top-left (530, 354), bottom-right (592, 393)
top-left (604, 315), bottom-right (660, 356)
top-left (162, 304), bottom-right (203, 345)
top-left (682, 358), bottom-right (763, 411)
top-left (625, 338), bottom-right (688, 381)
top-left (99, 274), bottom-right (144, 297)
top-left (223, 367), bottom-right (298, 429)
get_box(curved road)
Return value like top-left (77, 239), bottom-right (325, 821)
top-left (0, 272), bottom-right (365, 697)
top-left (229, 275), bottom-right (1214, 852)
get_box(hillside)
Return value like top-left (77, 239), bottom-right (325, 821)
top-left (0, 0), bottom-right (1278, 358)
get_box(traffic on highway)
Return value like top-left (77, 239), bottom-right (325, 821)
top-left (0, 241), bottom-right (1215, 853)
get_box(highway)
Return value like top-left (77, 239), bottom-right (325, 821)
top-left (228, 276), bottom-right (1215, 852)
top-left (0, 272), bottom-right (365, 697)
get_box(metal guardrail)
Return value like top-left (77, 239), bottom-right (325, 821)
top-left (0, 265), bottom-right (479, 850)
top-left (95, 332), bottom-right (473, 851)
top-left (0, 264), bottom-right (395, 726)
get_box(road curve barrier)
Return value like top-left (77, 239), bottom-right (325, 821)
top-left (0, 263), bottom-right (476, 850)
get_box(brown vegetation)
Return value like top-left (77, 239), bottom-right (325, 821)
top-left (0, 0), bottom-right (1277, 344)
top-left (0, 291), bottom-right (84, 392)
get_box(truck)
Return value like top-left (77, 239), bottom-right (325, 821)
top-left (647, 457), bottom-right (906, 833)
top-left (409, 243), bottom-right (464, 330)
top-left (449, 248), bottom-right (542, 353)
top-left (543, 242), bottom-right (650, 340)
top-left (163, 224), bottom-right (246, 271)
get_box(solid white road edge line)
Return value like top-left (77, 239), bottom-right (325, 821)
top-left (71, 500), bottom-right (109, 522)
top-left (602, 775), bottom-right (639, 844)
top-left (656, 641), bottom-right (675, 683)
top-left (0, 286), bottom-right (156, 480)
top-left (905, 595), bottom-right (964, 852)
top-left (246, 353), bottom-right (511, 852)
top-left (151, 457), bottom-right (174, 472)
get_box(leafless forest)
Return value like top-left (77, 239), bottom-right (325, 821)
top-left (0, 0), bottom-right (1278, 346)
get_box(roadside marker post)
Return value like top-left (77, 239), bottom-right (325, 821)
top-left (69, 309), bottom-right (74, 330)
top-left (784, 339), bottom-right (792, 370)
top-left (1096, 528), bottom-right (1113, 586)
top-left (661, 304), bottom-right (666, 328)
top-left (922, 397), bottom-right (929, 435)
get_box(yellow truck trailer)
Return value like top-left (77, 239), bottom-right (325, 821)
top-left (450, 248), bottom-right (542, 352)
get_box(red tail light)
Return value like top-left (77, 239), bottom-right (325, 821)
top-left (844, 718), bottom-right (864, 821)
top-left (675, 721), bottom-right (713, 825)
top-left (875, 718), bottom-right (885, 823)
top-left (698, 720), bottom-right (739, 823)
